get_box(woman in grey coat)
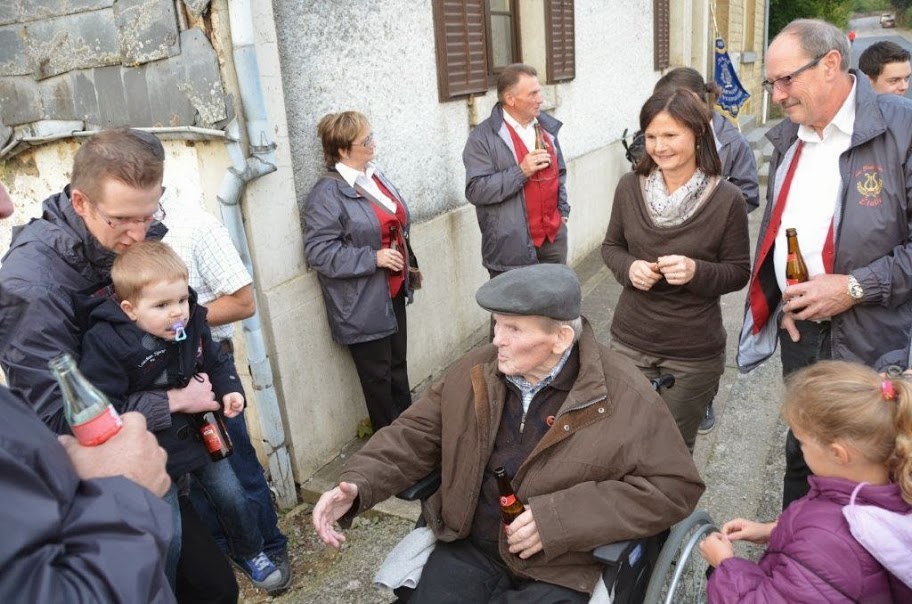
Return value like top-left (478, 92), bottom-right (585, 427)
top-left (303, 111), bottom-right (415, 431)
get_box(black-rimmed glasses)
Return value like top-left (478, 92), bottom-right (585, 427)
top-left (762, 53), bottom-right (827, 94)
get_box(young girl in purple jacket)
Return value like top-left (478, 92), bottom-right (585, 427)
top-left (699, 360), bottom-right (912, 603)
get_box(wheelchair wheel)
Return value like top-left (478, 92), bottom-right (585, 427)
top-left (643, 509), bottom-right (717, 604)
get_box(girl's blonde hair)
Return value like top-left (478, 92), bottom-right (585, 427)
top-left (112, 240), bottom-right (189, 303)
top-left (783, 360), bottom-right (912, 504)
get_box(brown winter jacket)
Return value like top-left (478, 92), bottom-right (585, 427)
top-left (339, 320), bottom-right (704, 594)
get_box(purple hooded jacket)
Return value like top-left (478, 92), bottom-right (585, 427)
top-left (708, 476), bottom-right (912, 603)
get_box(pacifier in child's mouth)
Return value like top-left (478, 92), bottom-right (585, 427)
top-left (171, 320), bottom-right (187, 342)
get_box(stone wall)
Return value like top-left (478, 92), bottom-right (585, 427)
top-left (0, 0), bottom-right (227, 152)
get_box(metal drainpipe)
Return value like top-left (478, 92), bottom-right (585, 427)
top-left (217, 0), bottom-right (296, 509)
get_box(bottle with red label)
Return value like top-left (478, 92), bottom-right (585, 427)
top-left (785, 228), bottom-right (809, 285)
top-left (494, 466), bottom-right (525, 525)
top-left (49, 353), bottom-right (123, 446)
top-left (195, 409), bottom-right (234, 461)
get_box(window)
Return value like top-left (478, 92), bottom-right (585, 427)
top-left (486, 0), bottom-right (520, 75)
top-left (654, 0), bottom-right (670, 71)
top-left (433, 0), bottom-right (576, 101)
top-left (546, 0), bottom-right (575, 83)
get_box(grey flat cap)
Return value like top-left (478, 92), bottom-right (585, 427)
top-left (476, 264), bottom-right (581, 320)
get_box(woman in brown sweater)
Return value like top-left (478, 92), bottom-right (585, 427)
top-left (602, 88), bottom-right (750, 451)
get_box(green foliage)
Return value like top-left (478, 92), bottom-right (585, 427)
top-left (770, 0), bottom-right (853, 39)
top-left (356, 417), bottom-right (374, 439)
top-left (852, 0), bottom-right (890, 11)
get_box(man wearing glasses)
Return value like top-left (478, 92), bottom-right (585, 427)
top-left (463, 63), bottom-right (569, 278)
top-left (738, 19), bottom-right (912, 509)
top-left (0, 129), bottom-right (221, 433)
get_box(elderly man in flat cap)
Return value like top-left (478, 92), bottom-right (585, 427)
top-left (313, 264), bottom-right (703, 602)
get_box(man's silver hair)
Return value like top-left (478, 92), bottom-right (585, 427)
top-left (558, 317), bottom-right (583, 343)
top-left (779, 19), bottom-right (850, 72)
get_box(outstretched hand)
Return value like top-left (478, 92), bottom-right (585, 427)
top-left (313, 481), bottom-right (359, 548)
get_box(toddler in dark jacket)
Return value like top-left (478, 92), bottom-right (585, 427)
top-left (78, 240), bottom-right (284, 592)
top-left (699, 361), bottom-right (912, 603)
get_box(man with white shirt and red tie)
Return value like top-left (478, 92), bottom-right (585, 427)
top-left (737, 18), bottom-right (912, 510)
top-left (463, 64), bottom-right (569, 278)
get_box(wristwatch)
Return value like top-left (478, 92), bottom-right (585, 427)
top-left (847, 275), bottom-right (864, 301)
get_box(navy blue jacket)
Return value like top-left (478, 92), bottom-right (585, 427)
top-left (78, 291), bottom-right (244, 478)
top-left (0, 386), bottom-right (174, 602)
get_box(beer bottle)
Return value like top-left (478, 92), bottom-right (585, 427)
top-left (387, 225), bottom-right (402, 275)
top-left (196, 409), bottom-right (234, 461)
top-left (785, 228), bottom-right (809, 285)
top-left (533, 122), bottom-right (549, 151)
top-left (493, 466), bottom-right (525, 525)
top-left (49, 353), bottom-right (123, 446)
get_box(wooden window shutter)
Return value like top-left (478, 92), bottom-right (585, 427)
top-left (545, 0), bottom-right (575, 83)
top-left (653, 0), bottom-right (670, 70)
top-left (433, 0), bottom-right (490, 101)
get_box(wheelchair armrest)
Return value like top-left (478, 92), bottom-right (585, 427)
top-left (396, 470), bottom-right (441, 501)
top-left (593, 540), bottom-right (644, 567)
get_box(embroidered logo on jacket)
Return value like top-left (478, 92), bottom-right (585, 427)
top-left (855, 166), bottom-right (884, 207)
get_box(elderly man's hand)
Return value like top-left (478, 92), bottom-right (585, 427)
top-left (313, 481), bottom-right (358, 549)
top-left (782, 273), bottom-right (856, 321)
top-left (505, 507), bottom-right (543, 559)
top-left (520, 149), bottom-right (551, 178)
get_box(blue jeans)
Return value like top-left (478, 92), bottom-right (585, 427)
top-left (163, 483), bottom-right (182, 591)
top-left (190, 412), bottom-right (287, 558)
top-left (193, 454), bottom-right (265, 559)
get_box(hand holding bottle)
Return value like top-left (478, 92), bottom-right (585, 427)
top-left (58, 412), bottom-right (171, 497)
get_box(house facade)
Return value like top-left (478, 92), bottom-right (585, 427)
top-left (0, 0), bottom-right (765, 506)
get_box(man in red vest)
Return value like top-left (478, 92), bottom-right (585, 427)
top-left (463, 64), bottom-right (569, 277)
top-left (738, 19), bottom-right (912, 509)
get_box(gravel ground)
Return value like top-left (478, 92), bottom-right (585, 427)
top-left (236, 503), bottom-right (413, 603)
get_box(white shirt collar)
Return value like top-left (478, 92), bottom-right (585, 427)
top-left (798, 75), bottom-right (856, 143)
top-left (502, 108), bottom-right (535, 132)
top-left (334, 161), bottom-right (376, 189)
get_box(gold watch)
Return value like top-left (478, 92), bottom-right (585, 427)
top-left (847, 275), bottom-right (864, 301)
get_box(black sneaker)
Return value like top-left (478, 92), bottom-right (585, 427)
top-left (266, 551), bottom-right (293, 596)
top-left (698, 405), bottom-right (716, 435)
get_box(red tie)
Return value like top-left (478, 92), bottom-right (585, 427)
top-left (748, 141), bottom-right (837, 334)
top-left (748, 141), bottom-right (803, 333)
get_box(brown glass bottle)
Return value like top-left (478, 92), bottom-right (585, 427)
top-left (785, 228), bottom-right (809, 285)
top-left (533, 122), bottom-right (549, 151)
top-left (387, 225), bottom-right (402, 275)
top-left (196, 410), bottom-right (234, 461)
top-left (493, 466), bottom-right (525, 525)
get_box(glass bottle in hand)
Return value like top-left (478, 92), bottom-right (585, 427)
top-left (387, 224), bottom-right (402, 275)
top-left (196, 408), bottom-right (234, 461)
top-left (49, 353), bottom-right (123, 446)
top-left (494, 466), bottom-right (525, 525)
top-left (785, 228), bottom-right (809, 285)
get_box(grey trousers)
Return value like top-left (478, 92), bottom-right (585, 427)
top-left (609, 339), bottom-right (725, 451)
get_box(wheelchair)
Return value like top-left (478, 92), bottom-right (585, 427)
top-left (393, 374), bottom-right (718, 603)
